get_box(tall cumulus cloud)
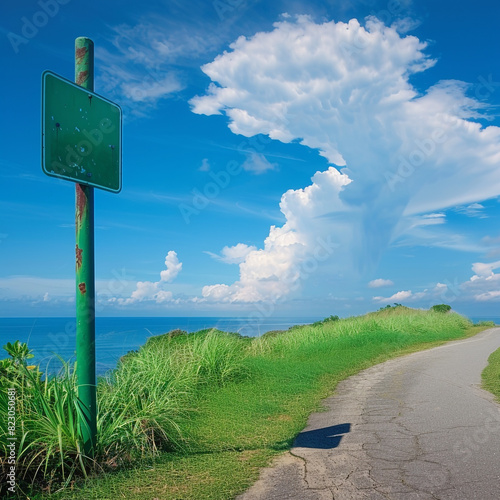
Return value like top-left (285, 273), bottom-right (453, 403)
top-left (191, 15), bottom-right (500, 303)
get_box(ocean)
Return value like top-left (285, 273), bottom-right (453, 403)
top-left (0, 316), bottom-right (319, 375)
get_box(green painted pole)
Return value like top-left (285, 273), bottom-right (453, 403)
top-left (74, 37), bottom-right (96, 457)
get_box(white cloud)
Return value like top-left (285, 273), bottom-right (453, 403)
top-left (129, 281), bottom-right (161, 302)
top-left (242, 153), bottom-right (277, 174)
top-left (433, 283), bottom-right (448, 293)
top-left (160, 251), bottom-right (183, 282)
top-left (201, 284), bottom-right (232, 302)
top-left (419, 213), bottom-right (446, 225)
top-left (121, 74), bottom-right (183, 103)
top-left (119, 251), bottom-right (181, 304)
top-left (373, 290), bottom-right (413, 303)
top-left (199, 158), bottom-right (211, 171)
top-left (206, 243), bottom-right (258, 264)
top-left (475, 291), bottom-right (500, 302)
top-left (376, 284), bottom-right (449, 305)
top-left (368, 278), bottom-right (394, 288)
top-left (201, 167), bottom-right (350, 302)
top-left (189, 16), bottom-right (500, 303)
top-left (471, 260), bottom-right (500, 277)
top-left (454, 261), bottom-right (500, 302)
top-left (456, 203), bottom-right (487, 218)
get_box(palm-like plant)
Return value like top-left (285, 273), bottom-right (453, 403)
top-left (3, 340), bottom-right (34, 365)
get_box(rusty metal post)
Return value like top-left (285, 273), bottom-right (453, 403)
top-left (75, 37), bottom-right (96, 456)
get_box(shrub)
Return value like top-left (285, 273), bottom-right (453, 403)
top-left (431, 304), bottom-right (452, 313)
top-left (312, 315), bottom-right (340, 327)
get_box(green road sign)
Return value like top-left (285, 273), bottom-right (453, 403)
top-left (42, 70), bottom-right (122, 193)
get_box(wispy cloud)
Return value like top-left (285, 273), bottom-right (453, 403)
top-left (373, 290), bottom-right (413, 303)
top-left (199, 158), bottom-right (211, 172)
top-left (455, 203), bottom-right (488, 218)
top-left (0, 276), bottom-right (74, 299)
top-left (242, 152), bottom-right (277, 174)
top-left (96, 17), bottom-right (221, 116)
top-left (368, 278), bottom-right (394, 288)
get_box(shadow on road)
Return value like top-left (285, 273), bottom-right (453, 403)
top-left (293, 423), bottom-right (351, 449)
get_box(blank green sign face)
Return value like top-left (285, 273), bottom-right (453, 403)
top-left (42, 71), bottom-right (122, 193)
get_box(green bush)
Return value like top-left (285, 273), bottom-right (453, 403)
top-left (431, 304), bottom-right (452, 313)
top-left (312, 315), bottom-right (340, 327)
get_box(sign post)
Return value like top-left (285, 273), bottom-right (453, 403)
top-left (41, 37), bottom-right (122, 457)
top-left (74, 37), bottom-right (96, 457)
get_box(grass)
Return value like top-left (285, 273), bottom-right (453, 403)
top-left (0, 307), bottom-right (489, 499)
top-left (482, 346), bottom-right (500, 403)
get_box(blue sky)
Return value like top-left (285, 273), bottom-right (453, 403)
top-left (1, 0), bottom-right (500, 320)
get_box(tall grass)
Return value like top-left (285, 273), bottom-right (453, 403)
top-left (252, 308), bottom-right (471, 357)
top-left (0, 329), bottom-right (248, 496)
top-left (186, 329), bottom-right (249, 385)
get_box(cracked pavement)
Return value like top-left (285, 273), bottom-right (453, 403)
top-left (237, 328), bottom-right (500, 499)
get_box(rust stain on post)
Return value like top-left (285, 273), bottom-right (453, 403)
top-left (78, 283), bottom-right (87, 294)
top-left (76, 245), bottom-right (83, 270)
top-left (75, 46), bottom-right (87, 60)
top-left (76, 70), bottom-right (89, 86)
top-left (75, 40), bottom-right (93, 87)
top-left (76, 184), bottom-right (87, 228)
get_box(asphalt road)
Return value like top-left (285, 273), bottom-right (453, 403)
top-left (237, 328), bottom-right (500, 500)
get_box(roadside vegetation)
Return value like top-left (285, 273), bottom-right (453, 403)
top-left (482, 339), bottom-right (500, 403)
top-left (0, 306), bottom-right (489, 499)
